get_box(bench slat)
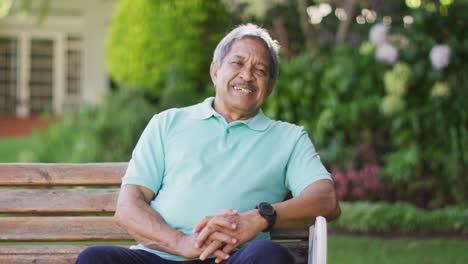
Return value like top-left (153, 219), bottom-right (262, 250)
top-left (0, 243), bottom-right (308, 264)
top-left (0, 163), bottom-right (126, 186)
top-left (271, 228), bottom-right (309, 240)
top-left (0, 188), bottom-right (119, 213)
top-left (0, 216), bottom-right (308, 241)
top-left (0, 254), bottom-right (77, 264)
top-left (0, 216), bottom-right (131, 241)
top-left (0, 245), bottom-right (89, 254)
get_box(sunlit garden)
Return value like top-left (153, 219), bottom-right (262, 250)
top-left (1, 0), bottom-right (467, 263)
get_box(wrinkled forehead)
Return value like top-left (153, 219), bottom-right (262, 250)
top-left (224, 37), bottom-right (272, 66)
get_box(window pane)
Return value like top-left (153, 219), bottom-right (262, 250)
top-left (29, 39), bottom-right (53, 113)
top-left (0, 37), bottom-right (18, 114)
top-left (66, 35), bottom-right (82, 96)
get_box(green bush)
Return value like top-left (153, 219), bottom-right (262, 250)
top-left (331, 201), bottom-right (468, 235)
top-left (106, 0), bottom-right (230, 103)
top-left (19, 88), bottom-right (156, 162)
top-left (264, 1), bottom-right (468, 207)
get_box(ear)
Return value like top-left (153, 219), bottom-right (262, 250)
top-left (266, 80), bottom-right (276, 96)
top-left (210, 62), bottom-right (218, 85)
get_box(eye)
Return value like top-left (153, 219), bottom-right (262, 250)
top-left (231, 61), bottom-right (243, 66)
top-left (255, 68), bottom-right (267, 76)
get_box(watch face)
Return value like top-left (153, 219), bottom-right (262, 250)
top-left (260, 202), bottom-right (274, 215)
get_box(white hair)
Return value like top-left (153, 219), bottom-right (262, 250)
top-left (213, 23), bottom-right (280, 81)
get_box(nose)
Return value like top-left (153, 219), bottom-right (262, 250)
top-left (239, 66), bottom-right (254, 81)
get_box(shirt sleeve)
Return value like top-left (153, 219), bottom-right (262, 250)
top-left (121, 114), bottom-right (166, 194)
top-left (285, 129), bottom-right (332, 197)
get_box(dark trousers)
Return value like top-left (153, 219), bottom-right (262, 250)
top-left (75, 240), bottom-right (295, 264)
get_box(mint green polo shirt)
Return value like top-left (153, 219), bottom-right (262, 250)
top-left (122, 97), bottom-right (331, 261)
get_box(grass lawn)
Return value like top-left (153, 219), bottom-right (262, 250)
top-left (329, 234), bottom-right (468, 264)
top-left (0, 136), bottom-right (33, 162)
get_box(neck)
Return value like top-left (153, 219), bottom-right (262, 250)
top-left (212, 99), bottom-right (258, 123)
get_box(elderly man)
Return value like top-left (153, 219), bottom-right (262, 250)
top-left (76, 23), bottom-right (340, 264)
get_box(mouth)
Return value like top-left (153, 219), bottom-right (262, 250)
top-left (231, 81), bottom-right (256, 95)
top-left (233, 85), bottom-right (253, 94)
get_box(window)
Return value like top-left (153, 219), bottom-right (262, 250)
top-left (0, 33), bottom-right (83, 115)
top-left (0, 37), bottom-right (18, 114)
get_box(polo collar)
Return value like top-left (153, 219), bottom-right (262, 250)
top-left (194, 97), bottom-right (272, 131)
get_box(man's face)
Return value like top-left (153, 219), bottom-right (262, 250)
top-left (210, 37), bottom-right (275, 119)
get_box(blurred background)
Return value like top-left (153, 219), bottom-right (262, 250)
top-left (0, 0), bottom-right (467, 263)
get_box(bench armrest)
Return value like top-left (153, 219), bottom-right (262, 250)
top-left (308, 216), bottom-right (327, 264)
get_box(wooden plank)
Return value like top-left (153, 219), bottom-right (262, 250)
top-left (0, 188), bottom-right (119, 213)
top-left (0, 216), bottom-right (132, 241)
top-left (0, 243), bottom-right (307, 264)
top-left (0, 215), bottom-right (307, 241)
top-left (0, 245), bottom-right (131, 264)
top-left (0, 163), bottom-right (127, 186)
top-left (271, 228), bottom-right (309, 240)
top-left (0, 254), bottom-right (77, 264)
top-left (0, 245), bottom-right (87, 254)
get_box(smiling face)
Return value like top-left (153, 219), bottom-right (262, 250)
top-left (210, 37), bottom-right (275, 122)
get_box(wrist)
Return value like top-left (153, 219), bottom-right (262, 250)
top-left (255, 202), bottom-right (277, 232)
top-left (174, 232), bottom-right (191, 258)
top-left (246, 209), bottom-right (268, 233)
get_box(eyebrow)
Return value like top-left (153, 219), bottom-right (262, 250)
top-left (231, 55), bottom-right (269, 68)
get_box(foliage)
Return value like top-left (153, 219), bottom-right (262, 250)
top-left (106, 0), bottom-right (230, 104)
top-left (264, 1), bottom-right (468, 207)
top-left (0, 137), bottom-right (32, 162)
top-left (330, 201), bottom-right (468, 235)
top-left (18, 88), bottom-right (156, 163)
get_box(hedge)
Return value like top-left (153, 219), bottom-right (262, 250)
top-left (330, 201), bottom-right (468, 236)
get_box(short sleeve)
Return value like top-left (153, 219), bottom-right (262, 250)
top-left (122, 114), bottom-right (166, 194)
top-left (285, 129), bottom-right (332, 197)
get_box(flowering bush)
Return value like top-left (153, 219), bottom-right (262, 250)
top-left (332, 164), bottom-right (389, 201)
top-left (265, 1), bottom-right (468, 207)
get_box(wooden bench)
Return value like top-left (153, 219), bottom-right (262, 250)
top-left (0, 163), bottom-right (327, 264)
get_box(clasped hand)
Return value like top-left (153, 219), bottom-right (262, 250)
top-left (181, 209), bottom-right (265, 263)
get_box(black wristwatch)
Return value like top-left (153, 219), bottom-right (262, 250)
top-left (255, 202), bottom-right (277, 232)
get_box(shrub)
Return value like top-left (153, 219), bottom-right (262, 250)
top-left (19, 88), bottom-right (156, 162)
top-left (332, 163), bottom-right (389, 201)
top-left (106, 0), bottom-right (230, 102)
top-left (331, 201), bottom-right (468, 235)
top-left (264, 2), bottom-right (468, 207)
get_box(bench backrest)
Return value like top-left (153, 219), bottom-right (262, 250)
top-left (0, 163), bottom-right (310, 264)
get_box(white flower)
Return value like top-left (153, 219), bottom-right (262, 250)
top-left (376, 43), bottom-right (398, 64)
top-left (430, 44), bottom-right (451, 70)
top-left (369, 23), bottom-right (389, 46)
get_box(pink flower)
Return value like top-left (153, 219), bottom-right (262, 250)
top-left (369, 23), bottom-right (389, 46)
top-left (376, 43), bottom-right (398, 64)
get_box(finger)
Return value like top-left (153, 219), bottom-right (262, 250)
top-left (208, 231), bottom-right (237, 245)
top-left (193, 216), bottom-right (212, 233)
top-left (196, 217), bottom-right (237, 247)
top-left (213, 249), bottom-right (230, 263)
top-left (221, 243), bottom-right (237, 255)
top-left (200, 240), bottom-right (223, 261)
top-left (217, 209), bottom-right (238, 216)
top-left (209, 215), bottom-right (237, 230)
top-left (196, 223), bottom-right (218, 248)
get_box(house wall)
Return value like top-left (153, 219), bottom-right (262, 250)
top-left (0, 0), bottom-right (116, 116)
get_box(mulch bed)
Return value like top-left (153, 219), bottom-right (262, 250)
top-left (0, 115), bottom-right (49, 138)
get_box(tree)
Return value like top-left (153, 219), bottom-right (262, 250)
top-left (106, 0), bottom-right (231, 107)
